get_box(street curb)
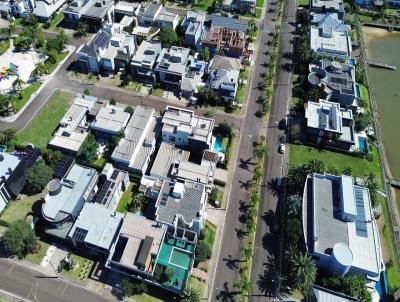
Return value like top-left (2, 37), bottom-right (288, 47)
top-left (0, 45), bottom-right (76, 123)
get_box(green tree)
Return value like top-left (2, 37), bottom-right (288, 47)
top-left (25, 161), bottom-right (53, 194)
top-left (74, 23), bottom-right (90, 37)
top-left (124, 106), bottom-right (134, 115)
top-left (2, 220), bottom-right (38, 258)
top-left (342, 166), bottom-right (353, 176)
top-left (47, 49), bottom-right (58, 64)
top-left (121, 278), bottom-right (147, 297)
top-left (42, 149), bottom-right (62, 168)
top-left (195, 241), bottom-right (211, 263)
top-left (0, 94), bottom-right (11, 116)
top-left (363, 172), bottom-right (379, 207)
top-left (84, 88), bottom-right (91, 95)
top-left (21, 14), bottom-right (38, 27)
top-left (217, 121), bottom-right (233, 138)
top-left (253, 136), bottom-right (267, 160)
top-left (200, 46), bottom-right (210, 62)
top-left (79, 134), bottom-right (98, 162)
top-left (287, 194), bottom-right (302, 217)
top-left (129, 193), bottom-right (145, 212)
top-left (0, 127), bottom-right (17, 146)
top-left (181, 286), bottom-right (201, 302)
top-left (12, 77), bottom-right (25, 91)
top-left (321, 275), bottom-right (371, 302)
top-left (287, 250), bottom-right (317, 294)
top-left (159, 28), bottom-right (179, 48)
top-left (242, 246), bottom-right (253, 260)
top-left (30, 63), bottom-right (47, 80)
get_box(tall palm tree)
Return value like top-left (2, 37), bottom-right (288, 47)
top-left (181, 286), bottom-right (200, 302)
top-left (12, 77), bottom-right (25, 92)
top-left (363, 172), bottom-right (379, 207)
top-left (8, 23), bottom-right (16, 37)
top-left (288, 250), bottom-right (317, 294)
top-left (0, 95), bottom-right (11, 116)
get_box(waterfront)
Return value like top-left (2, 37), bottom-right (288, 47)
top-left (363, 26), bottom-right (400, 211)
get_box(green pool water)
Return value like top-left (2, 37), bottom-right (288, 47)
top-left (170, 248), bottom-right (192, 268)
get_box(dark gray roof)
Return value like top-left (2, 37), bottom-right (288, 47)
top-left (211, 15), bottom-right (248, 32)
top-left (136, 236), bottom-right (153, 267)
top-left (143, 2), bottom-right (160, 19)
top-left (78, 29), bottom-right (112, 57)
top-left (155, 181), bottom-right (204, 227)
top-left (83, 0), bottom-right (113, 18)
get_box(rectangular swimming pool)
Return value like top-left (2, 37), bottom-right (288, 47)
top-left (358, 136), bottom-right (368, 153)
top-left (213, 136), bottom-right (224, 152)
top-left (169, 248), bottom-right (192, 268)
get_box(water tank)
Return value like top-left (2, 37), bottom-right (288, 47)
top-left (331, 61), bottom-right (343, 73)
top-left (331, 242), bottom-right (353, 276)
top-left (47, 179), bottom-right (62, 196)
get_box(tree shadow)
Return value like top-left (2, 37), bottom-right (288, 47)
top-left (239, 158), bottom-right (254, 170)
top-left (239, 180), bottom-right (252, 191)
top-left (216, 281), bottom-right (240, 302)
top-left (235, 228), bottom-right (247, 239)
top-left (222, 255), bottom-right (241, 270)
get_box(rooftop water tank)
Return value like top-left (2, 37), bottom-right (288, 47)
top-left (47, 179), bottom-right (62, 196)
top-left (331, 242), bottom-right (353, 277)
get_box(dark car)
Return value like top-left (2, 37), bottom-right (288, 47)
top-left (278, 118), bottom-right (287, 130)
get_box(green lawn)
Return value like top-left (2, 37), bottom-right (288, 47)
top-left (25, 241), bottom-right (50, 264)
top-left (12, 81), bottom-right (43, 112)
top-left (298, 0), bottom-right (309, 6)
top-left (151, 88), bottom-right (164, 97)
top-left (192, 0), bottom-right (215, 11)
top-left (187, 277), bottom-right (206, 297)
top-left (289, 143), bottom-right (383, 185)
top-left (16, 90), bottom-right (74, 149)
top-left (63, 254), bottom-right (94, 280)
top-left (49, 10), bottom-right (64, 29)
top-left (116, 183), bottom-right (140, 214)
top-left (359, 84), bottom-right (371, 113)
top-left (256, 0), bottom-right (264, 7)
top-left (0, 191), bottom-right (46, 226)
top-left (47, 52), bottom-right (68, 74)
top-left (203, 221), bottom-right (216, 251)
top-left (0, 39), bottom-right (10, 55)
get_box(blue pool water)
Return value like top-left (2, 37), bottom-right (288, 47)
top-left (375, 272), bottom-right (388, 301)
top-left (355, 84), bottom-right (361, 98)
top-left (358, 136), bottom-right (369, 153)
top-left (0, 145), bottom-right (6, 152)
top-left (213, 136), bottom-right (224, 152)
top-left (349, 58), bottom-right (356, 66)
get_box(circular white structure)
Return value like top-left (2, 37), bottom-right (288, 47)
top-left (331, 242), bottom-right (353, 276)
top-left (331, 61), bottom-right (343, 72)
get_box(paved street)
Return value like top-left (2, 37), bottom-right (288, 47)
top-left (249, 0), bottom-right (296, 300)
top-left (0, 259), bottom-right (113, 302)
top-left (209, 1), bottom-right (281, 301)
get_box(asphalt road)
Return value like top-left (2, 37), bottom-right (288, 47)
top-left (210, 1), bottom-right (281, 301)
top-left (0, 50), bottom-right (241, 131)
top-left (249, 0), bottom-right (296, 300)
top-left (0, 259), bottom-right (113, 302)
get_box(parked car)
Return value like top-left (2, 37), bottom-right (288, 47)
top-left (279, 143), bottom-right (285, 154)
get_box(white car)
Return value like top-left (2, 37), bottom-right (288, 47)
top-left (279, 143), bottom-right (286, 154)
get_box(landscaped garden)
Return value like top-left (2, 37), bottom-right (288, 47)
top-left (116, 182), bottom-right (142, 214)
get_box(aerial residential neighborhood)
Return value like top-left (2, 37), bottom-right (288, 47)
top-left (0, 0), bottom-right (400, 301)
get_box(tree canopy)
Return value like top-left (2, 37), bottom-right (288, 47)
top-left (2, 220), bottom-right (38, 258)
top-left (159, 28), bottom-right (179, 48)
top-left (25, 161), bottom-right (53, 194)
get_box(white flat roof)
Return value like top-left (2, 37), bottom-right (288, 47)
top-left (91, 105), bottom-right (131, 134)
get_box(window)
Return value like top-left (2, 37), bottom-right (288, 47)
top-left (170, 136), bottom-right (176, 142)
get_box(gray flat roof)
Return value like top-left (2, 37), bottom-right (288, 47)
top-left (68, 202), bottom-right (123, 250)
top-left (0, 153), bottom-right (21, 182)
top-left (82, 0), bottom-right (113, 18)
top-left (91, 105), bottom-right (131, 134)
top-left (150, 142), bottom-right (190, 179)
top-left (42, 164), bottom-right (97, 222)
top-left (155, 180), bottom-right (205, 226)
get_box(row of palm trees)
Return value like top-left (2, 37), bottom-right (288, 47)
top-left (0, 23), bottom-right (17, 38)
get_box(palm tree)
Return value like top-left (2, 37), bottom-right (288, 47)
top-left (12, 77), bottom-right (25, 92)
top-left (363, 172), bottom-right (379, 207)
top-left (288, 250), bottom-right (317, 294)
top-left (181, 286), bottom-right (200, 302)
top-left (8, 24), bottom-right (16, 37)
top-left (253, 136), bottom-right (267, 160)
top-left (0, 95), bottom-right (11, 116)
top-left (246, 216), bottom-right (256, 234)
top-left (235, 274), bottom-right (253, 296)
top-left (30, 63), bottom-right (46, 80)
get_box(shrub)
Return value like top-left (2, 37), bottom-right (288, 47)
top-left (25, 161), bottom-right (53, 194)
top-left (124, 106), bottom-right (134, 115)
top-left (2, 220), bottom-right (38, 258)
top-left (195, 241), bottom-right (211, 263)
top-left (121, 278), bottom-right (147, 297)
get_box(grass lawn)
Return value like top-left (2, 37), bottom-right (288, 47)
top-left (359, 84), bottom-right (371, 113)
top-left (25, 241), bottom-right (50, 264)
top-left (47, 52), bottom-right (68, 74)
top-left (63, 254), bottom-right (94, 280)
top-left (203, 221), bottom-right (216, 250)
top-left (298, 0), bottom-right (309, 6)
top-left (192, 0), bottom-right (214, 11)
top-left (151, 88), bottom-right (164, 97)
top-left (187, 277), bottom-right (206, 296)
top-left (49, 11), bottom-right (64, 29)
top-left (0, 191), bottom-right (46, 226)
top-left (0, 39), bottom-right (10, 55)
top-left (289, 143), bottom-right (383, 185)
top-left (255, 8), bottom-right (262, 18)
top-left (12, 81), bottom-right (43, 112)
top-left (16, 90), bottom-right (74, 149)
top-left (116, 183), bottom-right (140, 214)
top-left (256, 0), bottom-right (264, 7)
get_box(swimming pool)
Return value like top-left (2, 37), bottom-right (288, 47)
top-left (348, 58), bottom-right (355, 66)
top-left (213, 136), bottom-right (224, 153)
top-left (375, 272), bottom-right (388, 301)
top-left (355, 84), bottom-right (361, 99)
top-left (358, 136), bottom-right (369, 153)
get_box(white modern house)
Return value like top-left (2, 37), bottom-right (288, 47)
top-left (91, 104), bottom-right (131, 138)
top-left (111, 106), bottom-right (157, 175)
top-left (302, 173), bottom-right (385, 281)
top-left (310, 13), bottom-right (352, 59)
top-left (33, 0), bottom-right (66, 20)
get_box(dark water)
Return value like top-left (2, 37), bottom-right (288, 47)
top-left (367, 33), bottom-right (400, 178)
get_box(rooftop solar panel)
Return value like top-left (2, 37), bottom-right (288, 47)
top-left (354, 187), bottom-right (368, 238)
top-left (95, 180), bottom-right (112, 204)
top-left (53, 155), bottom-right (75, 179)
top-left (72, 227), bottom-right (88, 242)
top-left (21, 147), bottom-right (41, 169)
top-left (110, 169), bottom-right (119, 180)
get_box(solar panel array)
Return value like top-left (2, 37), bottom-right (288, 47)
top-left (319, 111), bottom-right (328, 129)
top-left (110, 169), bottom-right (119, 180)
top-left (93, 31), bottom-right (110, 49)
top-left (95, 180), bottom-right (112, 205)
top-left (21, 147), bottom-right (41, 169)
top-left (53, 155), bottom-right (75, 180)
top-left (354, 187), bottom-right (368, 238)
top-left (72, 227), bottom-right (88, 242)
